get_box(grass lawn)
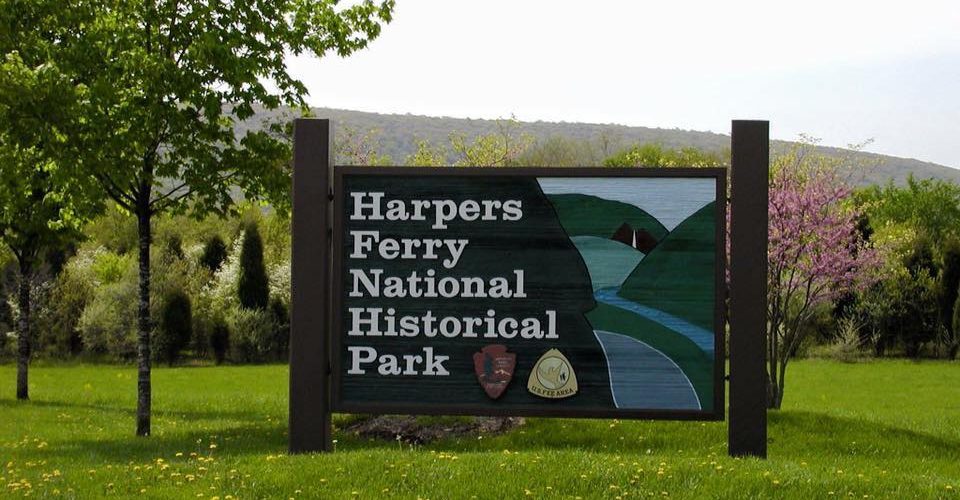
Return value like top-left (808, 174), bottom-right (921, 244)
top-left (2, 359), bottom-right (958, 499)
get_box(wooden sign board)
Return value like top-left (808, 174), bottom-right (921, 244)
top-left (331, 168), bottom-right (725, 419)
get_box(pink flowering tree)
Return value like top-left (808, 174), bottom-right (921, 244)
top-left (764, 144), bottom-right (879, 409)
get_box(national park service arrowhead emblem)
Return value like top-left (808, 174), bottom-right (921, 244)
top-left (473, 345), bottom-right (516, 399)
top-left (527, 349), bottom-right (578, 399)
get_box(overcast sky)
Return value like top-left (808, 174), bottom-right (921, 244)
top-left (287, 1), bottom-right (960, 168)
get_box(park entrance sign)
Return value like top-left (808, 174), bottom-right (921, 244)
top-left (334, 168), bottom-right (725, 418)
top-left (290, 120), bottom-right (769, 458)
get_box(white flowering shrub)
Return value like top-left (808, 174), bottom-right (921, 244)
top-left (268, 260), bottom-right (291, 308)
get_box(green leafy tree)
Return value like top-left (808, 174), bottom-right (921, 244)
top-left (604, 143), bottom-right (725, 168)
top-left (855, 175), bottom-right (960, 243)
top-left (404, 139), bottom-right (447, 166)
top-left (855, 178), bottom-right (960, 358)
top-left (938, 239), bottom-right (960, 358)
top-left (0, 52), bottom-right (99, 400)
top-left (900, 235), bottom-right (940, 357)
top-left (238, 223), bottom-right (269, 310)
top-left (18, 0), bottom-right (394, 435)
top-left (451, 118), bottom-right (532, 166)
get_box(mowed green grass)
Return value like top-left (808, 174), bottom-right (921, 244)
top-left (2, 360), bottom-right (958, 499)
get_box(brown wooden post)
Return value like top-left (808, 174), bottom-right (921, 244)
top-left (289, 118), bottom-right (333, 453)
top-left (728, 120), bottom-right (768, 458)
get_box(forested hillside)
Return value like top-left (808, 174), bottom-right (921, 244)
top-left (243, 106), bottom-right (960, 186)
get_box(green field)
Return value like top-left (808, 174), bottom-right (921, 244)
top-left (2, 360), bottom-right (958, 499)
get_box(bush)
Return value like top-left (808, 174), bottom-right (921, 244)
top-left (0, 297), bottom-right (10, 354)
top-left (34, 250), bottom-right (97, 357)
top-left (161, 233), bottom-right (184, 261)
top-left (210, 320), bottom-right (230, 365)
top-left (78, 279), bottom-right (138, 360)
top-left (227, 307), bottom-right (275, 363)
top-left (155, 291), bottom-right (192, 366)
top-left (200, 234), bottom-right (228, 272)
top-left (238, 223), bottom-right (269, 310)
top-left (71, 247), bottom-right (139, 359)
top-left (952, 292), bottom-right (960, 360)
top-left (268, 260), bottom-right (291, 308)
top-left (808, 316), bottom-right (868, 362)
top-left (270, 297), bottom-right (289, 361)
top-left (83, 205), bottom-right (139, 254)
top-left (91, 251), bottom-right (133, 285)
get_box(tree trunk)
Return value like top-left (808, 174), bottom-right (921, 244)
top-left (772, 358), bottom-right (788, 410)
top-left (949, 343), bottom-right (958, 360)
top-left (136, 209), bottom-right (152, 436)
top-left (766, 372), bottom-right (782, 410)
top-left (16, 260), bottom-right (32, 401)
top-left (766, 325), bottom-right (781, 410)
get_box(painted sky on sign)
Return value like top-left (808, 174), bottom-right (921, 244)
top-left (537, 178), bottom-right (715, 231)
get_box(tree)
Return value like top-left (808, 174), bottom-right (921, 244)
top-left (24, 0), bottom-right (394, 435)
top-left (199, 235), bottom-right (228, 273)
top-left (0, 52), bottom-right (98, 400)
top-left (210, 321), bottom-right (230, 365)
top-left (404, 139), bottom-right (447, 166)
top-left (238, 223), bottom-right (269, 310)
top-left (519, 136), bottom-right (601, 167)
top-left (604, 143), bottom-right (725, 168)
top-left (765, 144), bottom-right (878, 408)
top-left (854, 176), bottom-right (960, 358)
top-left (337, 126), bottom-right (393, 166)
top-left (942, 240), bottom-right (960, 359)
top-left (156, 291), bottom-right (192, 366)
top-left (450, 118), bottom-right (532, 166)
top-left (855, 175), bottom-right (960, 243)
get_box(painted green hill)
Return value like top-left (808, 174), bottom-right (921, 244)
top-left (619, 201), bottom-right (716, 331)
top-left (547, 194), bottom-right (668, 241)
top-left (570, 236), bottom-right (645, 291)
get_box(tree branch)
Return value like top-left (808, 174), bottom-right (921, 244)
top-left (93, 172), bottom-right (136, 210)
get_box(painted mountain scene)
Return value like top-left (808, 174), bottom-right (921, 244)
top-left (539, 177), bottom-right (720, 412)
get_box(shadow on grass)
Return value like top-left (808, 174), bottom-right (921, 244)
top-left (768, 410), bottom-right (960, 460)
top-left (7, 406), bottom-right (957, 464)
top-left (342, 410), bottom-right (960, 461)
top-left (0, 398), bottom-right (270, 422)
top-left (12, 424), bottom-right (288, 464)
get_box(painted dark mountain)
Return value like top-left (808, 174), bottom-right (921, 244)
top-left (547, 194), bottom-right (668, 242)
top-left (611, 223), bottom-right (659, 254)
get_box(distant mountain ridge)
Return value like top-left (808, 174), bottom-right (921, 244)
top-left (245, 106), bottom-right (960, 186)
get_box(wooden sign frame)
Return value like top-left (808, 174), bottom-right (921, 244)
top-left (289, 119), bottom-right (769, 458)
